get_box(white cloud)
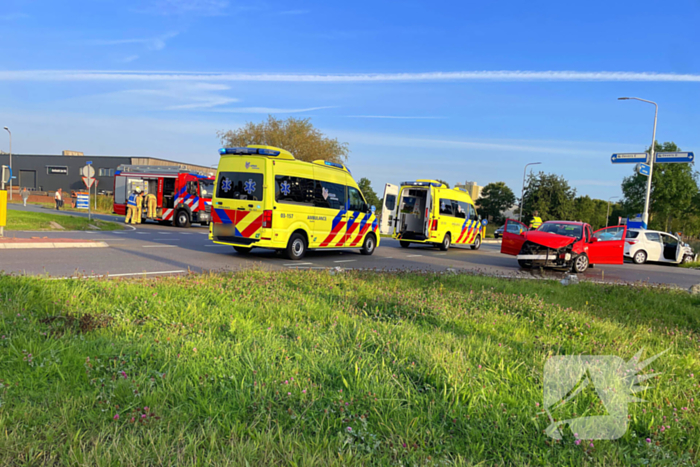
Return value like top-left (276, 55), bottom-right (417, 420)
top-left (213, 106), bottom-right (336, 114)
top-left (136, 0), bottom-right (229, 16)
top-left (0, 13), bottom-right (29, 21)
top-left (345, 115), bottom-right (446, 119)
top-left (91, 32), bottom-right (179, 51)
top-left (2, 69), bottom-right (700, 83)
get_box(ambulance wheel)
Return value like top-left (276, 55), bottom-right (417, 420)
top-left (439, 233), bottom-right (451, 251)
top-left (400, 241), bottom-right (411, 248)
top-left (233, 246), bottom-right (252, 255)
top-left (572, 254), bottom-right (589, 274)
top-left (175, 210), bottom-right (191, 228)
top-left (470, 235), bottom-right (481, 250)
top-left (360, 233), bottom-right (376, 255)
top-left (286, 233), bottom-right (307, 260)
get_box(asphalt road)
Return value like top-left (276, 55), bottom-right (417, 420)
top-left (3, 204), bottom-right (700, 287)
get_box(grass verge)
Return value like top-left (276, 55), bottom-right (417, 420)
top-left (4, 210), bottom-right (122, 231)
top-left (0, 271), bottom-right (698, 466)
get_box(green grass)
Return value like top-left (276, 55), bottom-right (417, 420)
top-left (680, 261), bottom-right (700, 269)
top-left (4, 210), bottom-right (122, 231)
top-left (0, 271), bottom-right (698, 466)
top-left (10, 195), bottom-right (115, 215)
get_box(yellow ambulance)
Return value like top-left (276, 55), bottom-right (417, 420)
top-left (209, 145), bottom-right (380, 260)
top-left (380, 180), bottom-right (487, 250)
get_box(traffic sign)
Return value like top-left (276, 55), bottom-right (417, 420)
top-left (82, 176), bottom-right (96, 188)
top-left (655, 152), bottom-right (694, 164)
top-left (611, 153), bottom-right (648, 164)
top-left (1, 166), bottom-right (11, 184)
top-left (81, 165), bottom-right (95, 178)
top-left (635, 163), bottom-right (651, 176)
top-left (76, 192), bottom-right (90, 209)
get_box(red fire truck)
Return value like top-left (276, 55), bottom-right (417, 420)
top-left (113, 165), bottom-right (215, 227)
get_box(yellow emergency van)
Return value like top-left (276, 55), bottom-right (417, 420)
top-left (209, 145), bottom-right (380, 260)
top-left (380, 180), bottom-right (487, 250)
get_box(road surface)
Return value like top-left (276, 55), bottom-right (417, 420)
top-left (2, 205), bottom-right (699, 287)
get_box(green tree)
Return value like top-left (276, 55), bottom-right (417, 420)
top-left (476, 181), bottom-right (516, 224)
top-left (621, 142), bottom-right (699, 231)
top-left (572, 196), bottom-right (609, 229)
top-left (522, 172), bottom-right (576, 223)
top-left (218, 115), bottom-right (349, 164)
top-left (357, 178), bottom-right (380, 209)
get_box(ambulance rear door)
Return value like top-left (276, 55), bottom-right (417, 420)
top-left (379, 183), bottom-right (399, 235)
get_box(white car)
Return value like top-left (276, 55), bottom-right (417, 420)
top-left (624, 229), bottom-right (697, 265)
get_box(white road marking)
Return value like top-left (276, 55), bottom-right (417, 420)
top-left (180, 232), bottom-right (192, 235)
top-left (407, 254), bottom-right (423, 257)
top-left (55, 270), bottom-right (187, 280)
top-left (142, 245), bottom-right (177, 248)
top-left (334, 260), bottom-right (356, 263)
top-left (137, 232), bottom-right (149, 235)
top-left (435, 253), bottom-right (447, 256)
top-left (284, 262), bottom-right (313, 266)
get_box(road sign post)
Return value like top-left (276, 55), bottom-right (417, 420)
top-left (81, 164), bottom-right (95, 221)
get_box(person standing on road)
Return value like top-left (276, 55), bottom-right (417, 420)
top-left (125, 190), bottom-right (138, 224)
top-left (146, 192), bottom-right (157, 219)
top-left (134, 189), bottom-right (144, 224)
top-left (21, 188), bottom-right (29, 207)
top-left (54, 188), bottom-right (63, 210)
top-left (530, 210), bottom-right (542, 230)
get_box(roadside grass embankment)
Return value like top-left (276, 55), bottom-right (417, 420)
top-left (4, 210), bottom-right (122, 231)
top-left (0, 271), bottom-right (698, 466)
top-left (10, 194), bottom-right (114, 215)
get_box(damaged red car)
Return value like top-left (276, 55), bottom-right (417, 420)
top-left (500, 219), bottom-right (627, 273)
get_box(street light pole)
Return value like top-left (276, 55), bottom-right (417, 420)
top-left (3, 127), bottom-right (11, 201)
top-left (606, 196), bottom-right (619, 228)
top-left (618, 97), bottom-right (657, 228)
top-left (519, 162), bottom-right (542, 222)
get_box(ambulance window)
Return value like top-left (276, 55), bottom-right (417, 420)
top-left (467, 203), bottom-right (477, 220)
top-left (348, 187), bottom-right (366, 212)
top-left (315, 180), bottom-right (346, 210)
top-left (275, 175), bottom-right (315, 206)
top-left (216, 172), bottom-right (264, 201)
top-left (385, 194), bottom-right (396, 211)
top-left (452, 200), bottom-right (467, 219)
top-left (439, 199), bottom-right (453, 216)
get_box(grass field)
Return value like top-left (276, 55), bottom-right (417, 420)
top-left (9, 195), bottom-right (115, 215)
top-left (4, 210), bottom-right (122, 231)
top-left (0, 271), bottom-right (698, 466)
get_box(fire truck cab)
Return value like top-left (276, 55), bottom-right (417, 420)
top-left (113, 165), bottom-right (215, 227)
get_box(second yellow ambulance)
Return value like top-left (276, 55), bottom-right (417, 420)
top-left (209, 145), bottom-right (379, 260)
top-left (380, 180), bottom-right (486, 250)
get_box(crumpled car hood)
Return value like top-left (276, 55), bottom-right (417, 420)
top-left (523, 231), bottom-right (577, 249)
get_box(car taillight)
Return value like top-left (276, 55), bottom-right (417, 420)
top-left (626, 240), bottom-right (637, 245)
top-left (430, 219), bottom-right (438, 231)
top-left (262, 210), bottom-right (273, 229)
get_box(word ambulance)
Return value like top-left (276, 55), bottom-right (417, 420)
top-left (209, 146), bottom-right (379, 260)
top-left (113, 165), bottom-right (215, 227)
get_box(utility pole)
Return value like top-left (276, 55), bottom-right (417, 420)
top-left (618, 97), bottom-right (657, 228)
top-left (606, 196), bottom-right (619, 228)
top-left (519, 162), bottom-right (541, 222)
top-left (3, 127), bottom-right (11, 201)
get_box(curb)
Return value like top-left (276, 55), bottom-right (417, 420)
top-left (0, 242), bottom-right (109, 250)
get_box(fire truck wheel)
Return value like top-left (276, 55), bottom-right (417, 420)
top-left (286, 232), bottom-right (307, 260)
top-left (175, 210), bottom-right (191, 228)
top-left (233, 246), bottom-right (252, 255)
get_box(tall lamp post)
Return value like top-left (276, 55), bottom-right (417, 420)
top-left (605, 196), bottom-right (619, 228)
top-left (519, 162), bottom-right (541, 222)
top-left (618, 97), bottom-right (657, 227)
top-left (3, 127), bottom-right (11, 200)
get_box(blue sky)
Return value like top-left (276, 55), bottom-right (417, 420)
top-left (1, 0), bottom-right (699, 201)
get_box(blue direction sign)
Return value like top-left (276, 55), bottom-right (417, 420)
top-left (635, 163), bottom-right (650, 176)
top-left (611, 153), bottom-right (647, 164)
top-left (655, 152), bottom-right (694, 164)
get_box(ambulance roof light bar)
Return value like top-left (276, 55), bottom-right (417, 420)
top-left (219, 147), bottom-right (281, 156)
top-left (401, 181), bottom-right (443, 187)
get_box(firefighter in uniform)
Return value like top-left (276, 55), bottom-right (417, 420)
top-left (134, 189), bottom-right (144, 224)
top-left (530, 210), bottom-right (543, 230)
top-left (125, 190), bottom-right (138, 224)
top-left (146, 192), bottom-right (157, 219)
